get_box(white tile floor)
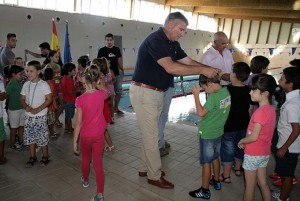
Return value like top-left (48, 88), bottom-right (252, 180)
top-left (0, 112), bottom-right (299, 201)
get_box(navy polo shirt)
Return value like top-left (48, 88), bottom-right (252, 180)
top-left (132, 27), bottom-right (187, 91)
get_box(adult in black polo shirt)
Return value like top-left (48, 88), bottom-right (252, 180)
top-left (130, 12), bottom-right (220, 189)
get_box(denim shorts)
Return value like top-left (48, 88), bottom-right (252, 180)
top-left (64, 102), bottom-right (75, 119)
top-left (220, 130), bottom-right (246, 165)
top-left (243, 154), bottom-right (270, 171)
top-left (199, 136), bottom-right (221, 164)
top-left (114, 75), bottom-right (123, 94)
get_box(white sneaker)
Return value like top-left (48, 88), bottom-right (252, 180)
top-left (81, 176), bottom-right (89, 188)
top-left (271, 190), bottom-right (290, 201)
top-left (35, 146), bottom-right (41, 153)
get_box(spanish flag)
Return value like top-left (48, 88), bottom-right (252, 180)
top-left (51, 19), bottom-right (60, 53)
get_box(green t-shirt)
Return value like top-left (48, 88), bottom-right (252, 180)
top-left (6, 79), bottom-right (23, 110)
top-left (198, 87), bottom-right (231, 139)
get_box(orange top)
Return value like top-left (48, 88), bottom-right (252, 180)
top-left (47, 80), bottom-right (57, 112)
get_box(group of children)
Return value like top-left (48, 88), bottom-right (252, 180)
top-left (189, 56), bottom-right (300, 201)
top-left (0, 53), bottom-right (118, 201)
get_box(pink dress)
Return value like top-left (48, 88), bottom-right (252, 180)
top-left (103, 72), bottom-right (115, 96)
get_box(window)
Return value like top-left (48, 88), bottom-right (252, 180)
top-left (113, 0), bottom-right (131, 20)
top-left (78, 0), bottom-right (91, 14)
top-left (90, 0), bottom-right (106, 16)
top-left (132, 0), bottom-right (167, 24)
top-left (18, 0), bottom-right (27, 7)
top-left (170, 7), bottom-right (196, 29)
top-left (55, 0), bottom-right (74, 12)
top-left (3, 0), bottom-right (17, 4)
top-left (0, 0), bottom-right (205, 30)
top-left (27, 0), bottom-right (45, 9)
top-left (45, 0), bottom-right (55, 10)
top-left (197, 15), bottom-right (217, 32)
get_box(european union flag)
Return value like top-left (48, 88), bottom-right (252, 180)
top-left (63, 21), bottom-right (72, 63)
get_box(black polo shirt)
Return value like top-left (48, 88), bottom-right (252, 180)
top-left (132, 27), bottom-right (187, 91)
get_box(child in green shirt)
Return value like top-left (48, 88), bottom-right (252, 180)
top-left (189, 74), bottom-right (231, 199)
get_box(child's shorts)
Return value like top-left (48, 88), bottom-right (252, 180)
top-left (24, 114), bottom-right (49, 146)
top-left (47, 111), bottom-right (55, 125)
top-left (64, 102), bottom-right (75, 119)
top-left (8, 109), bottom-right (25, 128)
top-left (199, 136), bottom-right (221, 164)
top-left (0, 118), bottom-right (6, 142)
top-left (243, 154), bottom-right (270, 171)
top-left (275, 150), bottom-right (299, 177)
top-left (221, 130), bottom-right (246, 165)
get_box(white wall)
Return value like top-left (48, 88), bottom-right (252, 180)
top-left (0, 5), bottom-right (213, 74)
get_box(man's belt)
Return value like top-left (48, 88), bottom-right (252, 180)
top-left (131, 81), bottom-right (164, 92)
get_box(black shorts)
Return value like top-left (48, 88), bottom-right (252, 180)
top-left (275, 150), bottom-right (299, 177)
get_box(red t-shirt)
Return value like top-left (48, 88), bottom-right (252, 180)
top-left (61, 76), bottom-right (76, 103)
top-left (245, 105), bottom-right (276, 156)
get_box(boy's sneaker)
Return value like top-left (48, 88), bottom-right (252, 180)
top-left (210, 177), bottom-right (221, 190)
top-left (269, 172), bottom-right (281, 180)
top-left (272, 177), bottom-right (298, 186)
top-left (189, 187), bottom-right (211, 199)
top-left (81, 176), bottom-right (89, 188)
top-left (90, 195), bottom-right (104, 201)
top-left (271, 190), bottom-right (290, 201)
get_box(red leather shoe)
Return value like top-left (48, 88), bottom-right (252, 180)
top-left (138, 171), bottom-right (165, 177)
top-left (147, 177), bottom-right (174, 189)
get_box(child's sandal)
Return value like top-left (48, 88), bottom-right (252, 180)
top-left (233, 168), bottom-right (243, 177)
top-left (39, 157), bottom-right (50, 167)
top-left (221, 173), bottom-right (231, 183)
top-left (105, 145), bottom-right (115, 152)
top-left (25, 157), bottom-right (37, 168)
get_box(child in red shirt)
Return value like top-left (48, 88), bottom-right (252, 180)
top-left (61, 63), bottom-right (76, 134)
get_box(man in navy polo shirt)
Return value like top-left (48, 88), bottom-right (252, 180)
top-left (130, 12), bottom-right (220, 189)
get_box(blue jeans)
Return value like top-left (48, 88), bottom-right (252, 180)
top-left (220, 130), bottom-right (246, 165)
top-left (158, 87), bottom-right (173, 149)
top-left (199, 136), bottom-right (221, 164)
top-left (64, 102), bottom-right (75, 119)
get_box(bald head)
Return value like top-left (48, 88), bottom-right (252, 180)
top-left (212, 31), bottom-right (229, 53)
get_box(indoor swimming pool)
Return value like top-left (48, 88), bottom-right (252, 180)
top-left (118, 75), bottom-right (206, 125)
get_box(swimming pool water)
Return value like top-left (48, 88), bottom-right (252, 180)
top-left (119, 76), bottom-right (206, 124)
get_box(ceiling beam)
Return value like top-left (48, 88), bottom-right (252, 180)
top-left (214, 14), bottom-right (300, 24)
top-left (194, 7), bottom-right (300, 19)
top-left (165, 0), bottom-right (300, 10)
